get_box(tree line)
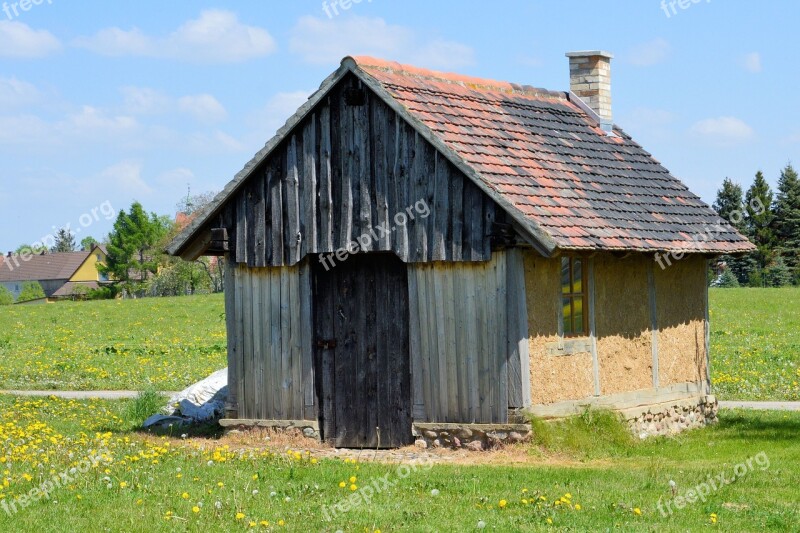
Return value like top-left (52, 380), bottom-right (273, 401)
top-left (3, 191), bottom-right (222, 302)
top-left (712, 163), bottom-right (800, 287)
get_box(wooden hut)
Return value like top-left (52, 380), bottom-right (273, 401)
top-left (168, 52), bottom-right (753, 448)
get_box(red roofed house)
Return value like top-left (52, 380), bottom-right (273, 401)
top-left (168, 52), bottom-right (754, 448)
top-left (0, 245), bottom-right (110, 302)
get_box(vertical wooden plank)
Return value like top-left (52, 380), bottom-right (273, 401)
top-left (262, 267), bottom-right (274, 419)
top-left (339, 95), bottom-right (354, 250)
top-left (450, 168), bottom-right (464, 262)
top-left (407, 268), bottom-right (426, 420)
top-left (286, 136), bottom-right (301, 265)
top-left (279, 268), bottom-right (292, 418)
top-left (319, 105), bottom-right (334, 253)
top-left (251, 269), bottom-right (263, 419)
top-left (432, 267), bottom-right (449, 420)
top-left (241, 268), bottom-right (254, 419)
top-left (482, 199), bottom-right (496, 261)
top-left (224, 255), bottom-right (238, 418)
top-left (494, 253), bottom-right (508, 422)
top-left (375, 259), bottom-right (390, 439)
top-left (270, 266), bottom-right (283, 419)
top-left (314, 261), bottom-right (337, 441)
top-left (464, 181), bottom-right (483, 261)
top-left (414, 265), bottom-right (434, 421)
top-left (476, 263), bottom-right (492, 422)
top-left (303, 117), bottom-right (318, 255)
top-left (372, 100), bottom-right (392, 251)
top-left (253, 178), bottom-right (267, 268)
top-left (363, 258), bottom-right (378, 445)
top-left (393, 121), bottom-right (410, 261)
top-left (463, 267), bottom-right (480, 422)
top-left (452, 265), bottom-right (469, 421)
top-left (236, 191), bottom-right (248, 264)
top-left (289, 264), bottom-right (303, 420)
top-left (269, 165), bottom-right (284, 267)
top-left (300, 262), bottom-right (315, 419)
top-left (506, 249), bottom-right (531, 408)
top-left (410, 133), bottom-right (432, 262)
top-left (432, 152), bottom-right (449, 261)
top-left (442, 266), bottom-right (458, 421)
top-left (355, 89), bottom-right (372, 251)
top-left (587, 258), bottom-right (600, 396)
top-left (647, 261), bottom-right (659, 390)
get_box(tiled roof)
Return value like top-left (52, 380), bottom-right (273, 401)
top-left (0, 251), bottom-right (91, 282)
top-left (353, 57), bottom-right (754, 254)
top-left (51, 281), bottom-right (101, 298)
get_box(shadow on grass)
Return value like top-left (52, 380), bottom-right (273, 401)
top-left (714, 410), bottom-right (800, 442)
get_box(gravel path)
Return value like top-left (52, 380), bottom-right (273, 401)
top-left (719, 401), bottom-right (800, 411)
top-left (0, 390), bottom-right (178, 399)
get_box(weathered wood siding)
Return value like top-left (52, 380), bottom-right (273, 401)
top-left (226, 257), bottom-right (315, 421)
top-left (408, 249), bottom-right (529, 424)
top-left (222, 73), bottom-right (498, 267)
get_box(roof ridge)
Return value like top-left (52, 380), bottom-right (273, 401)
top-left (351, 56), bottom-right (567, 101)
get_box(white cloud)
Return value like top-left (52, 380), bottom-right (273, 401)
top-left (178, 94), bottom-right (228, 123)
top-left (156, 167), bottom-right (195, 186)
top-left (741, 52), bottom-right (762, 73)
top-left (74, 10), bottom-right (276, 63)
top-left (0, 20), bottom-right (61, 58)
top-left (67, 106), bottom-right (138, 137)
top-left (289, 16), bottom-right (474, 69)
top-left (0, 77), bottom-right (42, 110)
top-left (120, 87), bottom-right (170, 114)
top-left (627, 38), bottom-right (670, 67)
top-left (99, 161), bottom-right (152, 196)
top-left (690, 116), bottom-right (755, 145)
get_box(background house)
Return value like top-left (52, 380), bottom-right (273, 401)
top-left (0, 244), bottom-right (109, 302)
top-left (169, 53), bottom-right (754, 449)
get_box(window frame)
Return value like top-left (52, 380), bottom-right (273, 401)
top-left (560, 256), bottom-right (589, 338)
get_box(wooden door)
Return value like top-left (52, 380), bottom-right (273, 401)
top-left (313, 253), bottom-right (412, 448)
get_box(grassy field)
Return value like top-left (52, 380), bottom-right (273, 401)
top-left (0, 288), bottom-right (796, 400)
top-left (0, 295), bottom-right (227, 391)
top-left (709, 288), bottom-right (800, 401)
top-left (0, 395), bottom-right (797, 532)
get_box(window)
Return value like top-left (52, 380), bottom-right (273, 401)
top-left (561, 257), bottom-right (588, 337)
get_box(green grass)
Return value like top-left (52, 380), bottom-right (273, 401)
top-left (0, 295), bottom-right (226, 391)
top-left (0, 395), bottom-right (797, 532)
top-left (0, 287), bottom-right (795, 397)
top-left (710, 288), bottom-right (800, 401)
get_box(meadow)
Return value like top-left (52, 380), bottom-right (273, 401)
top-left (0, 395), bottom-right (797, 532)
top-left (0, 295), bottom-right (227, 391)
top-left (1, 288), bottom-right (798, 401)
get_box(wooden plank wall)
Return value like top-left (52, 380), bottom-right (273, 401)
top-left (226, 260), bottom-right (315, 421)
top-left (224, 73), bottom-right (497, 267)
top-left (407, 250), bottom-right (529, 424)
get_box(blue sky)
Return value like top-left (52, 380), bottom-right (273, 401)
top-left (1, 0), bottom-right (798, 251)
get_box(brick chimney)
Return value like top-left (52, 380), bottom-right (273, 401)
top-left (566, 50), bottom-right (614, 133)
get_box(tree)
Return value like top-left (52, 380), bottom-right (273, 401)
top-left (765, 256), bottom-right (793, 287)
top-left (711, 269), bottom-right (740, 288)
top-left (712, 178), bottom-right (754, 284)
top-left (0, 285), bottom-right (13, 305)
top-left (16, 243), bottom-right (45, 255)
top-left (17, 281), bottom-right (45, 303)
top-left (100, 202), bottom-right (172, 292)
top-left (744, 171), bottom-right (776, 271)
top-left (773, 163), bottom-right (800, 279)
top-left (51, 228), bottom-right (76, 253)
top-left (176, 190), bottom-right (217, 217)
top-left (80, 236), bottom-right (99, 251)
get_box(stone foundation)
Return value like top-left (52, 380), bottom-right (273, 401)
top-left (219, 419), bottom-right (320, 440)
top-left (412, 423), bottom-right (533, 451)
top-left (625, 395), bottom-right (718, 439)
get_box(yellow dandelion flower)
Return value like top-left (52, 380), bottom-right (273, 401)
top-left (182, 492), bottom-right (189, 499)
top-left (633, 508), bottom-right (642, 516)
top-left (349, 476), bottom-right (357, 483)
top-left (498, 499), bottom-right (507, 508)
top-left (349, 484), bottom-right (357, 491)
top-left (278, 519), bottom-right (285, 526)
top-left (236, 512), bottom-right (245, 520)
top-left (575, 503), bottom-right (582, 511)
top-left (192, 506), bottom-right (200, 514)
top-left (339, 481), bottom-right (346, 488)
